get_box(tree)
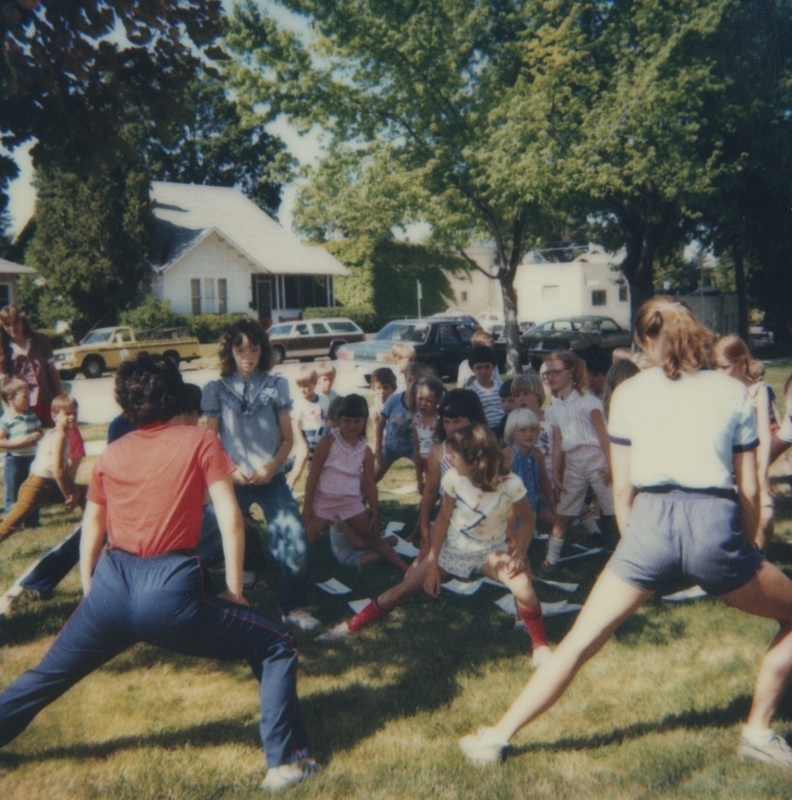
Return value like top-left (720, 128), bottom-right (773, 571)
top-left (1, 0), bottom-right (224, 207)
top-left (145, 77), bottom-right (289, 216)
top-left (24, 163), bottom-right (152, 340)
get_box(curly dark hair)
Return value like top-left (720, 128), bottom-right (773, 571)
top-left (115, 353), bottom-right (185, 425)
top-left (218, 318), bottom-right (273, 377)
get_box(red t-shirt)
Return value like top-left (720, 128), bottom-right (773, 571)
top-left (87, 423), bottom-right (236, 557)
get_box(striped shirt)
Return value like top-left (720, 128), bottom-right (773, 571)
top-left (0, 409), bottom-right (41, 457)
top-left (469, 380), bottom-right (504, 429)
top-left (544, 389), bottom-right (603, 452)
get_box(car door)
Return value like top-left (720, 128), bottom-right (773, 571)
top-left (308, 321), bottom-right (331, 358)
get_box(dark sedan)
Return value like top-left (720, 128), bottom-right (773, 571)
top-left (336, 317), bottom-right (506, 380)
top-left (521, 315), bottom-right (633, 369)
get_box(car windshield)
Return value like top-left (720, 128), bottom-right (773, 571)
top-left (80, 330), bottom-right (113, 345)
top-left (328, 321), bottom-right (359, 333)
top-left (373, 322), bottom-right (430, 344)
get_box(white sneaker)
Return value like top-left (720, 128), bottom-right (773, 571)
top-left (315, 621), bottom-right (352, 643)
top-left (261, 758), bottom-right (323, 792)
top-left (0, 587), bottom-right (24, 616)
top-left (739, 731), bottom-right (792, 767)
top-left (281, 608), bottom-right (321, 632)
top-left (458, 727), bottom-right (508, 764)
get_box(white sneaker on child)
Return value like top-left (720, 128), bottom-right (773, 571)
top-left (315, 621), bottom-right (352, 643)
top-left (738, 730), bottom-right (792, 767)
top-left (459, 727), bottom-right (509, 764)
top-left (0, 587), bottom-right (24, 616)
top-left (261, 758), bottom-right (323, 792)
top-left (281, 608), bottom-right (321, 632)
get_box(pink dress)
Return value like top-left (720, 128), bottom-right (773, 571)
top-left (313, 429), bottom-right (368, 521)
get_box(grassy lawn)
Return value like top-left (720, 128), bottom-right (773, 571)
top-left (0, 361), bottom-right (791, 798)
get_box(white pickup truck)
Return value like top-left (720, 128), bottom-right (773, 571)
top-left (54, 326), bottom-right (201, 379)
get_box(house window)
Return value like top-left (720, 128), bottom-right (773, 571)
top-left (591, 290), bottom-right (607, 306)
top-left (190, 279), bottom-right (201, 314)
top-left (282, 275), bottom-right (331, 309)
top-left (460, 291), bottom-right (468, 302)
top-left (0, 284), bottom-right (10, 309)
top-left (218, 279), bottom-right (227, 314)
top-left (204, 278), bottom-right (215, 312)
top-left (618, 284), bottom-right (628, 302)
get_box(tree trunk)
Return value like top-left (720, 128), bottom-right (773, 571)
top-left (500, 275), bottom-right (521, 374)
top-left (732, 247), bottom-right (749, 341)
top-left (619, 220), bottom-right (657, 324)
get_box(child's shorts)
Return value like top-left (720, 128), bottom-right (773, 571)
top-left (557, 445), bottom-right (614, 517)
top-left (382, 442), bottom-right (414, 468)
top-left (312, 490), bottom-right (366, 522)
top-left (438, 541), bottom-right (509, 579)
top-left (329, 527), bottom-right (366, 567)
top-left (607, 489), bottom-right (762, 596)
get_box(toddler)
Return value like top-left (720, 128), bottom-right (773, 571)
top-left (0, 378), bottom-right (43, 515)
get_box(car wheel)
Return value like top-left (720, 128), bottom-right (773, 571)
top-left (163, 349), bottom-right (181, 367)
top-left (330, 342), bottom-right (344, 359)
top-left (82, 355), bottom-right (105, 379)
top-left (272, 345), bottom-right (285, 364)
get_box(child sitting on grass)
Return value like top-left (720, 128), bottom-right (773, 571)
top-left (317, 424), bottom-right (551, 668)
top-left (302, 394), bottom-right (408, 573)
top-left (0, 393), bottom-right (83, 543)
top-left (0, 378), bottom-right (43, 516)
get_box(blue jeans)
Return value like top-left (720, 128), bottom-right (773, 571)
top-left (4, 453), bottom-right (38, 527)
top-left (0, 549), bottom-right (310, 767)
top-left (17, 523), bottom-right (82, 596)
top-left (233, 474), bottom-right (311, 616)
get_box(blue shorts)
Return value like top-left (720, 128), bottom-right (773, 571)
top-left (607, 489), bottom-right (762, 596)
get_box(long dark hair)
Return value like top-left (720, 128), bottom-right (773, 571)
top-left (218, 318), bottom-right (273, 377)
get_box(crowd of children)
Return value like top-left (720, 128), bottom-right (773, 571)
top-left (2, 306), bottom-right (792, 789)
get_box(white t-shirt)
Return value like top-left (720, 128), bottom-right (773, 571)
top-left (608, 367), bottom-right (758, 490)
top-left (440, 468), bottom-right (526, 557)
top-left (544, 388), bottom-right (603, 451)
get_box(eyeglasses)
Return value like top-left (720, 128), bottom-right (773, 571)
top-left (543, 368), bottom-right (570, 377)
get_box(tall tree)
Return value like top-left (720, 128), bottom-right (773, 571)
top-left (145, 77), bottom-right (289, 216)
top-left (25, 162), bottom-right (151, 340)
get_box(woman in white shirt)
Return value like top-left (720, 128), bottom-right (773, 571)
top-left (459, 297), bottom-right (792, 768)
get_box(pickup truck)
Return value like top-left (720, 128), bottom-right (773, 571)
top-left (54, 326), bottom-right (201, 379)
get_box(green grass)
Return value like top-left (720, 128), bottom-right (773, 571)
top-left (1, 363), bottom-right (792, 798)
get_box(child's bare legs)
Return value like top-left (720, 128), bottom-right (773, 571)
top-left (542, 514), bottom-right (571, 571)
top-left (755, 502), bottom-right (775, 554)
top-left (376, 553), bottom-right (438, 610)
top-left (467, 569), bottom-right (650, 752)
top-left (537, 507), bottom-right (555, 529)
top-left (303, 513), bottom-right (327, 547)
top-left (482, 552), bottom-right (551, 666)
top-left (343, 511), bottom-right (409, 574)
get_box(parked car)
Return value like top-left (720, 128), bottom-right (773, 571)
top-left (336, 317), bottom-right (505, 379)
top-left (267, 318), bottom-right (366, 363)
top-left (520, 315), bottom-right (633, 368)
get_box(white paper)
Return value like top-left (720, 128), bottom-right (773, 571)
top-left (533, 532), bottom-right (549, 541)
top-left (348, 598), bottom-right (372, 614)
top-left (662, 585), bottom-right (708, 602)
top-left (557, 547), bottom-right (604, 564)
top-left (316, 578), bottom-right (352, 595)
top-left (384, 521), bottom-right (405, 534)
top-left (442, 579), bottom-right (483, 596)
top-left (381, 483), bottom-right (419, 496)
top-left (534, 577), bottom-right (580, 594)
top-left (391, 535), bottom-right (420, 558)
top-left (496, 595), bottom-right (582, 619)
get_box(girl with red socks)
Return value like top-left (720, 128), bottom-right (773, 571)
top-left (316, 424), bottom-right (551, 667)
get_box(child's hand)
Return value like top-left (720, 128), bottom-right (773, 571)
top-left (64, 494), bottom-right (78, 512)
top-left (250, 462), bottom-right (278, 485)
top-left (423, 561), bottom-right (442, 598)
top-left (232, 468), bottom-right (250, 485)
top-left (506, 553), bottom-right (527, 579)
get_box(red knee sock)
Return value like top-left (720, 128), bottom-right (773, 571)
top-left (348, 598), bottom-right (390, 632)
top-left (517, 603), bottom-right (548, 649)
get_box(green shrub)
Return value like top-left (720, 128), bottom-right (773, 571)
top-left (183, 313), bottom-right (248, 343)
top-left (119, 297), bottom-right (187, 330)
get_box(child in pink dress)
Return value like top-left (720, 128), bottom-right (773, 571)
top-left (302, 394), bottom-right (408, 572)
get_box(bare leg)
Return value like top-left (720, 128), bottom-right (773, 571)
top-left (722, 561), bottom-right (792, 731)
top-left (345, 511), bottom-right (409, 574)
top-left (377, 554), bottom-right (443, 610)
top-left (303, 514), bottom-right (329, 547)
top-left (489, 568), bottom-right (651, 742)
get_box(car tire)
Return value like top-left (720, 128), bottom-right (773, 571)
top-left (329, 341), bottom-right (344, 359)
top-left (82, 355), bottom-right (105, 379)
top-left (163, 349), bottom-right (181, 367)
top-left (272, 345), bottom-right (285, 364)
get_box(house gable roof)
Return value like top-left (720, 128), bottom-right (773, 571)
top-left (149, 182), bottom-right (348, 277)
top-left (0, 257), bottom-right (36, 276)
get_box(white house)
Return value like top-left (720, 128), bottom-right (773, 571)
top-left (149, 182), bottom-right (349, 325)
top-left (0, 257), bottom-right (37, 309)
top-left (444, 244), bottom-right (631, 328)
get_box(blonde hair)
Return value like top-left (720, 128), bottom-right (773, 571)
top-left (504, 408), bottom-right (540, 445)
top-left (294, 366), bottom-right (318, 387)
top-left (316, 362), bottom-right (337, 378)
top-left (634, 297), bottom-right (713, 379)
top-left (471, 330), bottom-right (495, 349)
top-left (545, 350), bottom-right (588, 392)
top-left (511, 371), bottom-right (545, 406)
top-left (446, 424), bottom-right (504, 492)
top-left (391, 342), bottom-right (417, 362)
top-left (51, 393), bottom-right (78, 415)
top-left (0, 378), bottom-right (30, 403)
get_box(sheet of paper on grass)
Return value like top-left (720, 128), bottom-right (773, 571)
top-left (662, 585), bottom-right (708, 602)
top-left (391, 536), bottom-right (420, 558)
top-left (495, 594), bottom-right (582, 618)
top-left (533, 532), bottom-right (549, 541)
top-left (442, 579), bottom-right (483, 595)
top-left (534, 577), bottom-right (580, 593)
top-left (348, 598), bottom-right (372, 614)
top-left (384, 521), bottom-right (405, 534)
top-left (557, 547), bottom-right (604, 564)
top-left (316, 578), bottom-right (352, 595)
top-left (381, 483), bottom-right (419, 496)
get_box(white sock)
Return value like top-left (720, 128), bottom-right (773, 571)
top-left (546, 537), bottom-right (564, 564)
top-left (742, 725), bottom-right (774, 744)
